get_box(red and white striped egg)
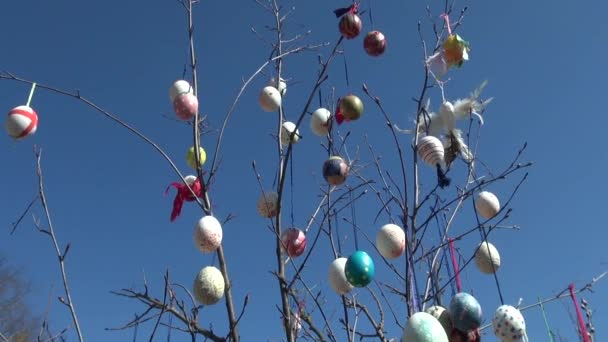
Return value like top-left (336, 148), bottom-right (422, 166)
top-left (5, 106), bottom-right (38, 139)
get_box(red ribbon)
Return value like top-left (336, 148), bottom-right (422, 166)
top-left (568, 283), bottom-right (590, 342)
top-left (165, 178), bottom-right (202, 222)
top-left (448, 238), bottom-right (462, 292)
top-left (335, 98), bottom-right (347, 125)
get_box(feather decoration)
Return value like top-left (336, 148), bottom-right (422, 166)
top-left (444, 129), bottom-right (473, 167)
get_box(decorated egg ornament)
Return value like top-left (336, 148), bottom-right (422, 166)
top-left (338, 94), bottom-right (364, 122)
top-left (259, 86), bottom-right (282, 112)
top-left (322, 156), bottom-right (349, 186)
top-left (364, 31), bottom-right (387, 57)
top-left (345, 250), bottom-right (375, 287)
top-left (310, 108), bottom-right (331, 136)
top-left (173, 93), bottom-right (198, 120)
top-left (169, 80), bottom-right (193, 102)
top-left (448, 292), bottom-right (483, 332)
top-left (475, 191), bottom-right (500, 219)
top-left (376, 223), bottom-right (406, 259)
top-left (256, 191), bottom-right (279, 218)
top-left (417, 135), bottom-right (450, 188)
top-left (280, 228), bottom-right (307, 258)
top-left (425, 305), bottom-right (453, 336)
top-left (443, 34), bottom-right (470, 68)
top-left (474, 241), bottom-right (501, 274)
top-left (193, 266), bottom-right (225, 305)
top-left (186, 146), bottom-right (207, 169)
top-left (339, 12), bottom-right (362, 39)
top-left (5, 106), bottom-right (38, 139)
top-left (402, 312), bottom-right (449, 342)
top-left (280, 121), bottom-right (301, 145)
top-left (328, 257), bottom-right (354, 295)
top-left (269, 77), bottom-right (287, 96)
top-left (492, 305), bottom-right (528, 342)
top-left (193, 215), bottom-right (223, 253)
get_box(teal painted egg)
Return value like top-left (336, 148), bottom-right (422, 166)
top-left (448, 292), bottom-right (483, 332)
top-left (402, 312), bottom-right (449, 342)
top-left (345, 250), bottom-right (375, 287)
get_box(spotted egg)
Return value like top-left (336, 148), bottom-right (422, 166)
top-left (492, 305), bottom-right (527, 342)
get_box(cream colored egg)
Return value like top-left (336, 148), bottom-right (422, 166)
top-left (193, 216), bottom-right (223, 253)
top-left (475, 241), bottom-right (501, 274)
top-left (425, 305), bottom-right (453, 336)
top-left (310, 108), bottom-right (331, 136)
top-left (259, 86), bottom-right (282, 112)
top-left (269, 77), bottom-right (287, 96)
top-left (193, 266), bottom-right (225, 305)
top-left (328, 257), bottom-right (354, 295)
top-left (402, 312), bottom-right (449, 342)
top-left (492, 305), bottom-right (527, 342)
top-left (475, 191), bottom-right (500, 219)
top-left (257, 191), bottom-right (279, 218)
top-left (417, 135), bottom-right (445, 166)
top-left (280, 121), bottom-right (300, 145)
top-left (376, 223), bottom-right (406, 259)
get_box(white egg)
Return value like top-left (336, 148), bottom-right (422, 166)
top-left (193, 216), bottom-right (223, 253)
top-left (259, 86), bottom-right (282, 112)
top-left (310, 108), bottom-right (331, 136)
top-left (475, 241), bottom-right (501, 274)
top-left (417, 135), bottom-right (445, 166)
top-left (328, 257), bottom-right (354, 295)
top-left (475, 191), bottom-right (500, 219)
top-left (492, 305), bottom-right (527, 342)
top-left (280, 121), bottom-right (300, 145)
top-left (269, 77), bottom-right (287, 96)
top-left (169, 80), bottom-right (193, 102)
top-left (402, 312), bottom-right (449, 342)
top-left (193, 266), bottom-right (225, 305)
top-left (376, 223), bottom-right (406, 259)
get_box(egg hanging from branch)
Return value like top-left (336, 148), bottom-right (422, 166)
top-left (268, 77), bottom-right (287, 96)
top-left (186, 146), bottom-right (207, 169)
top-left (475, 191), bottom-right (500, 219)
top-left (417, 135), bottom-right (450, 188)
top-left (474, 241), bottom-right (501, 274)
top-left (310, 108), bottom-right (331, 136)
top-left (448, 292), bottom-right (483, 332)
top-left (193, 266), bottom-right (225, 305)
top-left (402, 312), bottom-right (449, 342)
top-left (173, 93), bottom-right (198, 120)
top-left (322, 156), bottom-right (349, 186)
top-left (328, 257), bottom-right (354, 295)
top-left (280, 121), bottom-right (301, 145)
top-left (193, 215), bottom-right (223, 253)
top-left (338, 94), bottom-right (364, 122)
top-left (425, 305), bottom-right (453, 337)
top-left (169, 80), bottom-right (193, 102)
top-left (259, 86), bottom-right (282, 112)
top-left (376, 223), bottom-right (406, 259)
top-left (364, 31), bottom-right (387, 57)
top-left (345, 250), bottom-right (375, 287)
top-left (280, 228), bottom-right (307, 258)
top-left (256, 191), bottom-right (279, 218)
top-left (492, 305), bottom-right (527, 342)
top-left (5, 106), bottom-right (38, 139)
top-left (339, 11), bottom-right (362, 39)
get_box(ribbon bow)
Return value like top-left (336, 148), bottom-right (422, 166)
top-left (165, 177), bottom-right (203, 222)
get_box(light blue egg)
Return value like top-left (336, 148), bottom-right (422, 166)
top-left (448, 292), bottom-right (483, 332)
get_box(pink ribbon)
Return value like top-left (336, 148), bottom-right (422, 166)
top-left (440, 13), bottom-right (452, 35)
top-left (448, 238), bottom-right (462, 292)
top-left (568, 284), bottom-right (590, 342)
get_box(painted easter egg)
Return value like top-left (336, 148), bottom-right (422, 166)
top-left (193, 266), bottom-right (225, 305)
top-left (269, 77), bottom-right (287, 96)
top-left (322, 156), bottom-right (349, 186)
top-left (449, 292), bottom-right (483, 332)
top-left (328, 257), bottom-right (354, 295)
top-left (173, 93), bottom-right (198, 120)
top-left (259, 86), bottom-right (282, 112)
top-left (169, 80), bottom-right (193, 102)
top-left (376, 223), bottom-right (406, 259)
top-left (310, 108), bottom-right (331, 136)
top-left (186, 146), bottom-right (207, 169)
top-left (425, 305), bottom-right (453, 336)
top-left (475, 191), bottom-right (500, 219)
top-left (280, 121), bottom-right (300, 145)
top-left (339, 12), bottom-right (362, 39)
top-left (339, 95), bottom-right (364, 121)
top-left (443, 34), bottom-right (470, 67)
top-left (402, 312), bottom-right (449, 342)
top-left (5, 106), bottom-right (38, 139)
top-left (492, 305), bottom-right (527, 342)
top-left (256, 191), bottom-right (279, 218)
top-left (364, 31), bottom-right (387, 57)
top-left (475, 241), bottom-right (501, 274)
top-left (417, 135), bottom-right (445, 166)
top-left (281, 228), bottom-right (307, 258)
top-left (193, 215), bottom-right (223, 253)
top-left (345, 250), bottom-right (375, 287)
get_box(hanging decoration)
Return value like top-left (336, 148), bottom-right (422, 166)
top-left (173, 92), bottom-right (198, 121)
top-left (310, 108), bottom-right (332, 136)
top-left (5, 82), bottom-right (39, 139)
top-left (280, 228), bottom-right (307, 258)
top-left (280, 121), bottom-right (301, 145)
top-left (402, 312), bottom-right (449, 342)
top-left (336, 4), bottom-right (363, 39)
top-left (417, 135), bottom-right (450, 188)
top-left (448, 292), bottom-right (483, 333)
top-left (193, 266), bottom-right (225, 305)
top-left (363, 31), bottom-right (387, 57)
top-left (474, 241), bottom-right (501, 274)
top-left (328, 257), bottom-right (354, 295)
top-left (322, 156), bottom-right (349, 185)
top-left (425, 14), bottom-right (470, 77)
top-left (425, 306), bottom-right (453, 337)
top-left (335, 94), bottom-right (364, 125)
top-left (256, 191), bottom-right (279, 218)
top-left (492, 305), bottom-right (528, 342)
top-left (186, 146), bottom-right (207, 169)
top-left (193, 215), bottom-right (223, 253)
top-left (268, 77), bottom-right (287, 96)
top-left (165, 175), bottom-right (202, 222)
top-left (169, 80), bottom-right (193, 102)
top-left (568, 284), bottom-right (591, 342)
top-left (344, 250), bottom-right (375, 287)
top-left (375, 223), bottom-right (406, 259)
top-left (475, 191), bottom-right (500, 219)
top-left (259, 86), bottom-right (282, 112)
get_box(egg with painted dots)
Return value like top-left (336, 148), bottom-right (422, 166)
top-left (492, 305), bottom-right (527, 342)
top-left (344, 250), bottom-right (375, 287)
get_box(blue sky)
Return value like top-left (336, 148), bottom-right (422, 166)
top-left (1, 0), bottom-right (607, 341)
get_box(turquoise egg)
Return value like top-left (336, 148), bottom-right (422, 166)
top-left (448, 292), bottom-right (483, 332)
top-left (345, 250), bottom-right (375, 287)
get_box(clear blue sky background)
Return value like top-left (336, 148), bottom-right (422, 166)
top-left (1, 0), bottom-right (606, 341)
